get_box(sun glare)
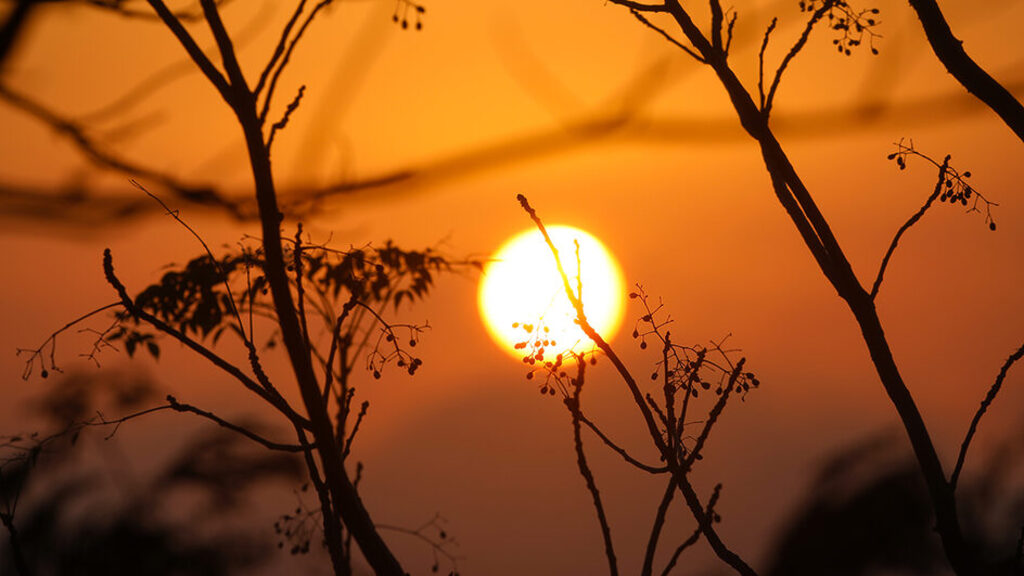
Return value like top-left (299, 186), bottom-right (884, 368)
top-left (478, 225), bottom-right (625, 359)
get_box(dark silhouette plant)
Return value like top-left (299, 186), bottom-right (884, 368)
top-left (4, 1), bottom-right (471, 575)
top-left (595, 0), bottom-right (1023, 574)
top-left (516, 195), bottom-right (762, 576)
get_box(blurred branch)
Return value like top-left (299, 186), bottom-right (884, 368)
top-left (0, 82), bottom-right (239, 214)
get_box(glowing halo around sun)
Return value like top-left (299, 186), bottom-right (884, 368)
top-left (478, 225), bottom-right (626, 359)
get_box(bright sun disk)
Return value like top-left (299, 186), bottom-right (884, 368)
top-left (478, 225), bottom-right (625, 359)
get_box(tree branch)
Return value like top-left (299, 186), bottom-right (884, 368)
top-left (871, 155), bottom-right (948, 299)
top-left (908, 0), bottom-right (1024, 143)
top-left (951, 340), bottom-right (1024, 491)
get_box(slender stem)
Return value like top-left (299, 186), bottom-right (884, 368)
top-left (566, 364), bottom-right (619, 576)
top-left (641, 479), bottom-right (676, 576)
top-left (951, 340), bottom-right (1024, 490)
top-left (871, 156), bottom-right (949, 299)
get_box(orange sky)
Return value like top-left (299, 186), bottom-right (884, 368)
top-left (2, 0), bottom-right (1023, 574)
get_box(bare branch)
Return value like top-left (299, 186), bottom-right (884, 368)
top-left (660, 483), bottom-right (721, 576)
top-left (764, 4), bottom-right (829, 118)
top-left (871, 155), bottom-right (948, 299)
top-left (102, 248), bottom-right (312, 429)
top-left (682, 360), bottom-right (744, 471)
top-left (166, 394), bottom-right (307, 452)
top-left (341, 400), bottom-right (368, 460)
top-left (518, 194), bottom-right (757, 576)
top-left (146, 0), bottom-right (231, 98)
top-left (951, 341), bottom-right (1024, 491)
top-left (577, 412), bottom-right (668, 474)
top-left (629, 10), bottom-right (705, 63)
top-left (642, 479), bottom-right (676, 576)
top-left (607, 0), bottom-right (668, 12)
top-left (565, 362), bottom-right (619, 576)
top-left (267, 85), bottom-right (306, 151)
top-left (258, 0), bottom-right (333, 125)
top-left (255, 0), bottom-right (308, 97)
top-left (758, 18), bottom-right (778, 111)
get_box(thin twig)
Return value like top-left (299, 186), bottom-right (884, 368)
top-left (764, 4), bottom-right (830, 118)
top-left (255, 0), bottom-right (308, 97)
top-left (342, 401), bottom-right (369, 460)
top-left (660, 483), bottom-right (721, 576)
top-left (577, 411), bottom-right (668, 474)
top-left (871, 156), bottom-right (949, 299)
top-left (642, 479), bottom-right (676, 576)
top-left (950, 340), bottom-right (1024, 490)
top-left (258, 0), bottom-right (333, 125)
top-left (566, 363), bottom-right (618, 576)
top-left (166, 394), bottom-right (306, 452)
top-left (758, 18), bottom-right (778, 111)
top-left (629, 9), bottom-right (705, 63)
top-left (103, 249), bottom-right (312, 429)
top-left (682, 360), bottom-right (744, 471)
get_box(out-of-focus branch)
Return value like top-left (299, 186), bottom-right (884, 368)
top-left (0, 82), bottom-right (239, 214)
top-left (0, 0), bottom-right (36, 72)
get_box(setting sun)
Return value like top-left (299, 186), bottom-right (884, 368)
top-left (478, 225), bottom-right (626, 359)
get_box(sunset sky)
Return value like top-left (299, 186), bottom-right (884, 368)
top-left (2, 0), bottom-right (1023, 574)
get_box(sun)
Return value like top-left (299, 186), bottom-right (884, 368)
top-left (478, 225), bottom-right (626, 359)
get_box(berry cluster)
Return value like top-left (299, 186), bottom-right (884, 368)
top-left (800, 0), bottom-right (881, 55)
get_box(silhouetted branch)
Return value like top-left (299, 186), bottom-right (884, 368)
top-left (613, 1), bottom-right (985, 570)
top-left (660, 528), bottom-right (700, 576)
top-left (871, 154), bottom-right (948, 300)
top-left (609, 0), bottom-right (668, 13)
top-left (376, 514), bottom-right (460, 575)
top-left (519, 194), bottom-right (758, 576)
top-left (757, 18), bottom-right (778, 111)
top-left (629, 10), bottom-right (704, 63)
top-left (16, 302), bottom-right (122, 380)
top-left (341, 400), bottom-right (368, 460)
top-left (576, 412), bottom-right (668, 474)
top-left (764, 3), bottom-right (830, 118)
top-left (565, 362), bottom-right (619, 576)
top-left (641, 479), bottom-right (675, 576)
top-left (682, 360), bottom-right (744, 471)
top-left (254, 0), bottom-right (308, 97)
top-left (166, 394), bottom-right (307, 452)
top-left (907, 0), bottom-right (1024, 143)
top-left (257, 0), bottom-right (333, 126)
top-left (267, 84), bottom-right (305, 151)
top-left (660, 483), bottom-right (721, 576)
top-left (951, 341), bottom-right (1024, 491)
top-left (102, 249), bottom-right (311, 428)
top-left (146, 0), bottom-right (231, 96)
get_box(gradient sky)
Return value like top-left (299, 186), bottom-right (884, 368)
top-left (2, 1), bottom-right (1023, 574)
